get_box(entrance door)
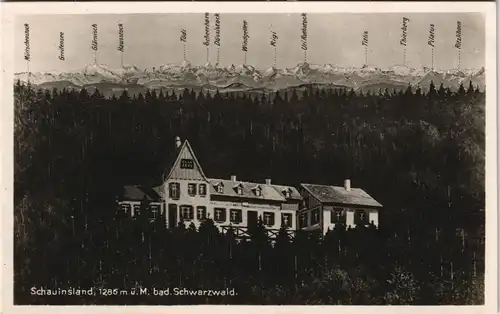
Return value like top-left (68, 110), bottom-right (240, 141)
top-left (168, 204), bottom-right (177, 228)
top-left (247, 210), bottom-right (258, 227)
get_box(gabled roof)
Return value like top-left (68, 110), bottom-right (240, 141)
top-left (120, 185), bottom-right (163, 202)
top-left (301, 183), bottom-right (383, 208)
top-left (164, 140), bottom-right (208, 182)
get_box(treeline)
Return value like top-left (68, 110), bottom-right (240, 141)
top-left (17, 205), bottom-right (484, 305)
top-left (14, 80), bottom-right (485, 304)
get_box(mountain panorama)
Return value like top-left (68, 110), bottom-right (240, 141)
top-left (15, 61), bottom-right (485, 96)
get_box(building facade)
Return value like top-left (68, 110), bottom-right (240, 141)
top-left (118, 138), bottom-right (302, 238)
top-left (298, 181), bottom-right (382, 234)
top-left (117, 138), bottom-right (383, 237)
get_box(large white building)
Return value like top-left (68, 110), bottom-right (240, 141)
top-left (117, 137), bottom-right (382, 237)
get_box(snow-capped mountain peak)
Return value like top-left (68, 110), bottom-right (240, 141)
top-left (14, 62), bottom-right (485, 94)
top-left (263, 66), bottom-right (278, 77)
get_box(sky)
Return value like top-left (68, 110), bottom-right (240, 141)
top-left (15, 13), bottom-right (485, 73)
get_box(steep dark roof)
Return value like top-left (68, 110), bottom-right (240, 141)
top-left (301, 183), bottom-right (382, 208)
top-left (120, 185), bottom-right (162, 202)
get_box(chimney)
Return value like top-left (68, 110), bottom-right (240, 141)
top-left (265, 178), bottom-right (272, 185)
top-left (344, 179), bottom-right (351, 191)
top-left (231, 175), bottom-right (237, 182)
top-left (175, 136), bottom-right (182, 148)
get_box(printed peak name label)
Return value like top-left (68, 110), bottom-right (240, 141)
top-left (24, 23), bottom-right (30, 61)
top-left (428, 24), bottom-right (435, 47)
top-left (58, 32), bottom-right (65, 61)
top-left (242, 20), bottom-right (249, 52)
top-left (180, 29), bottom-right (187, 42)
top-left (400, 17), bottom-right (410, 46)
top-left (203, 13), bottom-right (210, 47)
top-left (118, 24), bottom-right (124, 52)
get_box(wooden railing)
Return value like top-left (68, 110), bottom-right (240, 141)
top-left (220, 225), bottom-right (296, 239)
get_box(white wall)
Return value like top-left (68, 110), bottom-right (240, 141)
top-left (368, 211), bottom-right (379, 226)
top-left (175, 200), bottom-right (296, 231)
top-left (321, 207), bottom-right (380, 234)
top-left (164, 179), bottom-right (212, 227)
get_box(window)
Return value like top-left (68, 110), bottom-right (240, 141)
top-left (214, 208), bottom-right (227, 222)
top-left (331, 209), bottom-right (346, 224)
top-left (282, 213), bottom-right (293, 228)
top-left (169, 182), bottom-right (180, 199)
top-left (180, 159), bottom-right (194, 169)
top-left (150, 204), bottom-right (159, 218)
top-left (299, 213), bottom-right (307, 228)
top-left (230, 209), bottom-right (243, 223)
top-left (180, 205), bottom-right (194, 220)
top-left (196, 206), bottom-right (207, 220)
top-left (235, 185), bottom-right (243, 195)
top-left (199, 184), bottom-right (207, 196)
top-left (355, 210), bottom-right (369, 225)
top-left (283, 189), bottom-right (291, 198)
top-left (215, 183), bottom-right (224, 193)
top-left (263, 212), bottom-right (275, 226)
top-left (188, 183), bottom-right (197, 196)
top-left (253, 186), bottom-right (262, 197)
top-left (133, 204), bottom-right (141, 217)
top-left (311, 208), bottom-right (320, 225)
top-left (120, 203), bottom-right (131, 214)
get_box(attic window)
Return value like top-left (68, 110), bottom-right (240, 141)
top-left (215, 183), bottom-right (224, 193)
top-left (235, 185), bottom-right (243, 195)
top-left (180, 159), bottom-right (194, 169)
top-left (253, 186), bottom-right (262, 197)
top-left (283, 188), bottom-right (291, 198)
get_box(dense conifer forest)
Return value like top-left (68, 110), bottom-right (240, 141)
top-left (14, 80), bottom-right (485, 304)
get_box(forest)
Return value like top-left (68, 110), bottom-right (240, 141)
top-left (13, 80), bottom-right (485, 304)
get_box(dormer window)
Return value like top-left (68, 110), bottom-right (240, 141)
top-left (282, 188), bottom-right (292, 198)
top-left (234, 184), bottom-right (243, 195)
top-left (252, 185), bottom-right (262, 197)
top-left (214, 182), bottom-right (224, 193)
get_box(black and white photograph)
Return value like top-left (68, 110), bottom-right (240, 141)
top-left (2, 2), bottom-right (497, 309)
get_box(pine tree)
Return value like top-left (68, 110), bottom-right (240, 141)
top-left (119, 90), bottom-right (130, 102)
top-left (467, 80), bottom-right (475, 94)
top-left (457, 82), bottom-right (466, 96)
top-left (428, 81), bottom-right (437, 98)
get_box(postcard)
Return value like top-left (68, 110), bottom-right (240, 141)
top-left (0, 2), bottom-right (497, 313)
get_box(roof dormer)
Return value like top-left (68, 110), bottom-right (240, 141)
top-left (252, 185), bottom-right (263, 197)
top-left (282, 187), bottom-right (292, 198)
top-left (213, 181), bottom-right (224, 193)
top-left (233, 183), bottom-right (244, 195)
